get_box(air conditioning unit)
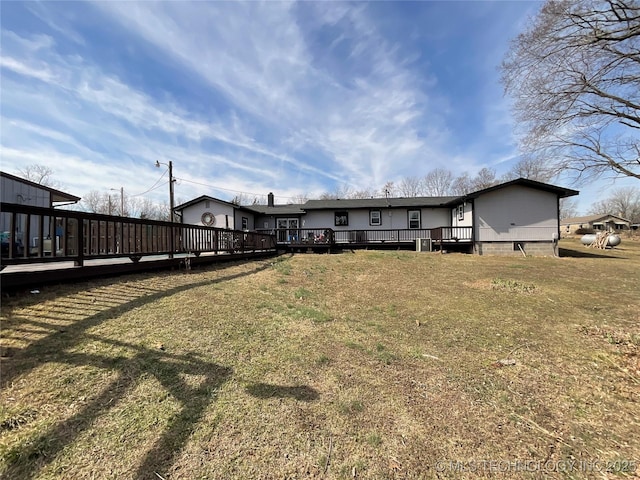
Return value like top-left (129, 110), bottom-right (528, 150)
top-left (416, 238), bottom-right (432, 252)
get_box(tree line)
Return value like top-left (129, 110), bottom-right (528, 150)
top-left (16, 165), bottom-right (171, 221)
top-left (14, 161), bottom-right (640, 224)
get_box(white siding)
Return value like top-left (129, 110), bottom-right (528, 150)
top-left (181, 200), bottom-right (236, 229)
top-left (475, 186), bottom-right (558, 242)
top-left (301, 208), bottom-right (449, 230)
top-left (451, 202), bottom-right (473, 227)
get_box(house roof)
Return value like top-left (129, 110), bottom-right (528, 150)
top-left (462, 178), bottom-right (579, 200)
top-left (1, 171), bottom-right (81, 203)
top-left (561, 214), bottom-right (630, 225)
top-left (303, 196), bottom-right (461, 210)
top-left (174, 178), bottom-right (580, 217)
top-left (174, 195), bottom-right (255, 213)
top-left (249, 204), bottom-right (306, 215)
top-left (174, 195), bottom-right (305, 215)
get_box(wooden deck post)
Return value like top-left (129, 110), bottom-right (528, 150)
top-left (75, 218), bottom-right (85, 266)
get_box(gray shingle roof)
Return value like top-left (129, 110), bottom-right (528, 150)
top-left (248, 204), bottom-right (305, 215)
top-left (463, 178), bottom-right (579, 199)
top-left (302, 196), bottom-right (462, 210)
top-left (562, 214), bottom-right (630, 224)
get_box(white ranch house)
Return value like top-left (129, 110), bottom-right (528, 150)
top-left (175, 178), bottom-right (579, 256)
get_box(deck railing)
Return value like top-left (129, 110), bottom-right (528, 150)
top-left (257, 226), bottom-right (473, 246)
top-left (1, 203), bottom-right (277, 266)
top-left (430, 226), bottom-right (474, 242)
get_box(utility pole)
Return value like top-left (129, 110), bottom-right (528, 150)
top-left (156, 160), bottom-right (175, 222)
top-left (110, 187), bottom-right (124, 216)
top-left (169, 161), bottom-right (175, 222)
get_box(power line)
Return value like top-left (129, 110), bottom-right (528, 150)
top-left (131, 170), bottom-right (168, 197)
top-left (176, 177), bottom-right (295, 202)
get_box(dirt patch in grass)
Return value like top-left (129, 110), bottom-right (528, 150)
top-left (1, 241), bottom-right (639, 479)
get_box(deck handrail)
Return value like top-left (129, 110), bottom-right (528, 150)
top-left (256, 226), bottom-right (473, 245)
top-left (1, 202), bottom-right (277, 266)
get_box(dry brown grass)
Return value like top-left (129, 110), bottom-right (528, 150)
top-left (1, 239), bottom-right (639, 479)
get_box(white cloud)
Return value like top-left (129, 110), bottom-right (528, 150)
top-left (1, 1), bottom-right (546, 208)
top-left (0, 56), bottom-right (56, 83)
top-left (92, 1), bottom-right (451, 186)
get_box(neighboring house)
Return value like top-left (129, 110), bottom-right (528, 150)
top-left (175, 178), bottom-right (579, 256)
top-left (1, 171), bottom-right (81, 254)
top-left (561, 214), bottom-right (631, 235)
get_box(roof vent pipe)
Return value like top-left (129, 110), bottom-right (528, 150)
top-left (268, 192), bottom-right (274, 207)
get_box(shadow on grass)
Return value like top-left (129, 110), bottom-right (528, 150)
top-left (1, 260), bottom-right (272, 479)
top-left (559, 247), bottom-right (626, 259)
top-left (246, 383), bottom-right (320, 401)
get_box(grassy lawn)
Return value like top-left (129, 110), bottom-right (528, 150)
top-left (1, 238), bottom-right (639, 479)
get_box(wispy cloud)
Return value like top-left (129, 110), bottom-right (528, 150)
top-left (0, 1), bottom-right (537, 207)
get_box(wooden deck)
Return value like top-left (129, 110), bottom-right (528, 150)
top-left (258, 227), bottom-right (474, 252)
top-left (1, 203), bottom-right (278, 289)
top-left (1, 203), bottom-right (474, 288)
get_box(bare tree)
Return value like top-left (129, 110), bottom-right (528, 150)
top-left (319, 184), bottom-right (354, 200)
top-left (588, 186), bottom-right (640, 222)
top-left (398, 176), bottom-right (424, 197)
top-left (451, 173), bottom-right (472, 195)
top-left (290, 194), bottom-right (309, 204)
top-left (380, 181), bottom-right (397, 198)
top-left (504, 157), bottom-right (556, 183)
top-left (559, 198), bottom-right (580, 220)
top-left (502, 0), bottom-right (640, 182)
top-left (351, 188), bottom-right (377, 199)
top-left (423, 168), bottom-right (454, 196)
top-left (81, 190), bottom-right (108, 214)
top-left (231, 193), bottom-right (266, 205)
top-left (18, 164), bottom-right (62, 188)
top-left (470, 167), bottom-right (498, 191)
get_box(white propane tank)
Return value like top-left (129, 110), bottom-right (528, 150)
top-left (608, 234), bottom-right (622, 246)
top-left (580, 233), bottom-right (622, 247)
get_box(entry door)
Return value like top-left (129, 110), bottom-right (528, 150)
top-left (277, 218), bottom-right (299, 243)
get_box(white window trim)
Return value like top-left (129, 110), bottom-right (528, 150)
top-left (370, 210), bottom-right (381, 226)
top-left (408, 210), bottom-right (421, 229)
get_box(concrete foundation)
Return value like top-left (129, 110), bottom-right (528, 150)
top-left (474, 241), bottom-right (557, 256)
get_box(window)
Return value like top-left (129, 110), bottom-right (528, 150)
top-left (457, 204), bottom-right (464, 221)
top-left (408, 210), bottom-right (421, 229)
top-left (370, 210), bottom-right (381, 226)
top-left (335, 211), bottom-right (349, 226)
top-left (241, 217), bottom-right (248, 230)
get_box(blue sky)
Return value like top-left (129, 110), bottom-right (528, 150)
top-left (0, 1), bottom-right (630, 212)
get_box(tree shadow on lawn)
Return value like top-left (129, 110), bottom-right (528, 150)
top-left (246, 383), bottom-right (320, 402)
top-left (559, 247), bottom-right (627, 259)
top-left (1, 261), bottom-right (271, 479)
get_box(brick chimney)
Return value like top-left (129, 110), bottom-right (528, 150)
top-left (268, 192), bottom-right (274, 207)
